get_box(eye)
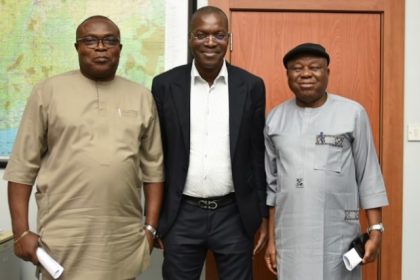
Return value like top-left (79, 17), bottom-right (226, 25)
top-left (309, 66), bottom-right (322, 71)
top-left (214, 33), bottom-right (227, 40)
top-left (290, 67), bottom-right (302, 73)
top-left (103, 37), bottom-right (119, 46)
top-left (193, 33), bottom-right (208, 40)
top-left (82, 37), bottom-right (98, 45)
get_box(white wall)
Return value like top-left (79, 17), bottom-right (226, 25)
top-left (164, 1), bottom-right (189, 70)
top-left (402, 0), bottom-right (420, 279)
top-left (197, 0), bottom-right (208, 9)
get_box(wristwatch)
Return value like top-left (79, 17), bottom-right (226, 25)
top-left (367, 223), bottom-right (384, 234)
top-left (144, 224), bottom-right (159, 239)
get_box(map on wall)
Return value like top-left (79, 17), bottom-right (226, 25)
top-left (0, 0), bottom-right (165, 160)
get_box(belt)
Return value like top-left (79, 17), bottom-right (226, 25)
top-left (182, 193), bottom-right (235, 210)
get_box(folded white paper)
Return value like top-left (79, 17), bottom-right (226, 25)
top-left (343, 247), bottom-right (363, 271)
top-left (36, 247), bottom-right (64, 279)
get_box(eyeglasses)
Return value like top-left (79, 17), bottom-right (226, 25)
top-left (190, 32), bottom-right (230, 42)
top-left (76, 36), bottom-right (120, 49)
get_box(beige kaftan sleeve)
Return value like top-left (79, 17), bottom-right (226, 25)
top-left (3, 82), bottom-right (49, 185)
top-left (139, 97), bottom-right (164, 183)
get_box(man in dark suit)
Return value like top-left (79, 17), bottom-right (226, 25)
top-left (152, 6), bottom-right (267, 280)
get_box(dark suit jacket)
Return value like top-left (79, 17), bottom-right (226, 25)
top-left (151, 63), bottom-right (267, 238)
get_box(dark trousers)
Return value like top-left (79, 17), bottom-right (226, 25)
top-left (162, 200), bottom-right (253, 280)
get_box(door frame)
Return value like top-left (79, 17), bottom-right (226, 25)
top-left (209, 0), bottom-right (404, 279)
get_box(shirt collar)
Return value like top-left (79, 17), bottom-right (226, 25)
top-left (191, 59), bottom-right (228, 84)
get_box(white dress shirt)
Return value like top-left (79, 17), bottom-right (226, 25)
top-left (183, 61), bottom-right (234, 198)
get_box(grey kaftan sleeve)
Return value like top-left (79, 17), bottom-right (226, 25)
top-left (264, 125), bottom-right (278, 207)
top-left (352, 107), bottom-right (388, 209)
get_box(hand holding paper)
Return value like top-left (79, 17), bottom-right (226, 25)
top-left (343, 233), bottom-right (369, 271)
top-left (36, 247), bottom-right (64, 279)
top-left (343, 247), bottom-right (363, 271)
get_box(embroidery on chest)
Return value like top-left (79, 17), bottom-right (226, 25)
top-left (315, 132), bottom-right (345, 148)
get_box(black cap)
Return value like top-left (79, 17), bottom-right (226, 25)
top-left (283, 43), bottom-right (330, 68)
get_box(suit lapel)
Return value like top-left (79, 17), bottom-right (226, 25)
top-left (171, 65), bottom-right (192, 155)
top-left (227, 64), bottom-right (247, 160)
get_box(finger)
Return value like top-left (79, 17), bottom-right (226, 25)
top-left (363, 245), bottom-right (379, 264)
top-left (154, 238), bottom-right (164, 249)
top-left (32, 238), bottom-right (41, 265)
top-left (253, 243), bottom-right (262, 255)
top-left (362, 250), bottom-right (370, 263)
top-left (253, 242), bottom-right (266, 255)
top-left (14, 242), bottom-right (30, 262)
top-left (144, 234), bottom-right (154, 254)
top-left (253, 242), bottom-right (261, 255)
top-left (362, 252), bottom-right (375, 264)
top-left (29, 248), bottom-right (40, 265)
top-left (253, 237), bottom-right (268, 255)
top-left (265, 257), bottom-right (277, 275)
top-left (31, 253), bottom-right (40, 265)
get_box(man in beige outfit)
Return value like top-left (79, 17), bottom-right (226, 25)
top-left (4, 15), bottom-right (164, 279)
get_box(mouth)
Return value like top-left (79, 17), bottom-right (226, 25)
top-left (93, 56), bottom-right (110, 63)
top-left (299, 83), bottom-right (315, 89)
top-left (201, 51), bottom-right (219, 58)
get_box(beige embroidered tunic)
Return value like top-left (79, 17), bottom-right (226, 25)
top-left (4, 70), bottom-right (164, 279)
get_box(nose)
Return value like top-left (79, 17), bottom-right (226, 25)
top-left (204, 35), bottom-right (217, 46)
top-left (95, 39), bottom-right (106, 49)
top-left (300, 67), bottom-right (313, 77)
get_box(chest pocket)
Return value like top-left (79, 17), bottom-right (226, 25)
top-left (313, 133), bottom-right (345, 173)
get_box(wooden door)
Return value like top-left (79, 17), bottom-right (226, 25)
top-left (230, 11), bottom-right (381, 145)
top-left (207, 1), bottom-right (404, 280)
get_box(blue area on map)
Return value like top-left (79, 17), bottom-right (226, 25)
top-left (0, 128), bottom-right (18, 158)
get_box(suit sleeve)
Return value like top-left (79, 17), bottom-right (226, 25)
top-left (251, 77), bottom-right (268, 217)
top-left (151, 77), bottom-right (167, 155)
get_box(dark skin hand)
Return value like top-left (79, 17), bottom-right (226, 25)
top-left (253, 218), bottom-right (268, 256)
top-left (14, 232), bottom-right (40, 265)
top-left (143, 182), bottom-right (164, 253)
top-left (8, 182), bottom-right (39, 265)
top-left (264, 207), bottom-right (277, 275)
top-left (362, 207), bottom-right (383, 264)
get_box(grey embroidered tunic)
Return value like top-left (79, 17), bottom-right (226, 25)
top-left (265, 94), bottom-right (388, 280)
top-left (4, 70), bottom-right (164, 279)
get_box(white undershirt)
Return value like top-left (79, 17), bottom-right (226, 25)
top-left (183, 61), bottom-right (234, 198)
